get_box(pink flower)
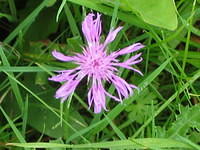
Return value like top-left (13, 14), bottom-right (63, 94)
top-left (49, 13), bottom-right (144, 113)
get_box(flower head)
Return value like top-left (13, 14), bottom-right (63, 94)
top-left (49, 13), bottom-right (144, 113)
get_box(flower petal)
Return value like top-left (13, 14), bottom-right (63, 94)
top-left (111, 43), bottom-right (144, 57)
top-left (110, 75), bottom-right (134, 99)
top-left (124, 53), bottom-right (142, 64)
top-left (82, 13), bottom-right (102, 44)
top-left (52, 50), bottom-right (76, 62)
top-left (104, 26), bottom-right (123, 46)
top-left (104, 90), bottom-right (121, 102)
top-left (112, 63), bottom-right (143, 76)
top-left (87, 79), bottom-right (107, 113)
top-left (49, 74), bottom-right (69, 82)
top-left (55, 80), bottom-right (76, 99)
top-left (54, 73), bottom-right (84, 102)
top-left (49, 68), bottom-right (81, 82)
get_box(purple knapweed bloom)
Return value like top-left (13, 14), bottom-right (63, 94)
top-left (49, 13), bottom-right (144, 113)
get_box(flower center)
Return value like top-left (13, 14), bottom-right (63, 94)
top-left (87, 58), bottom-right (106, 78)
top-left (92, 59), bottom-right (101, 68)
top-left (81, 53), bottom-right (112, 79)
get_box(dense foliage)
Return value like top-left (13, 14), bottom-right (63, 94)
top-left (0, 0), bottom-right (200, 149)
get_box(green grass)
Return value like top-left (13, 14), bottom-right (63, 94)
top-left (0, 0), bottom-right (200, 150)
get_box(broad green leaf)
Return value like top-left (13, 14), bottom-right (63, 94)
top-left (68, 0), bottom-right (177, 30)
top-left (20, 73), bottom-right (87, 138)
top-left (24, 7), bottom-right (58, 41)
top-left (27, 102), bottom-right (65, 138)
top-left (67, 0), bottom-right (145, 29)
top-left (28, 102), bottom-right (87, 138)
top-left (35, 72), bottom-right (48, 85)
top-left (125, 0), bottom-right (178, 30)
